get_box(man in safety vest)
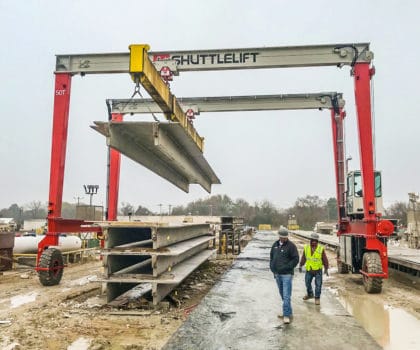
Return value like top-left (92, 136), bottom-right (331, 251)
top-left (298, 232), bottom-right (329, 305)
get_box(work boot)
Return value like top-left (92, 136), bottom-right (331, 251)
top-left (283, 316), bottom-right (290, 324)
top-left (303, 295), bottom-right (314, 300)
top-left (278, 314), bottom-right (293, 321)
top-left (315, 298), bottom-right (320, 305)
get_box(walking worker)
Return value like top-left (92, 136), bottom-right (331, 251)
top-left (270, 227), bottom-right (299, 324)
top-left (299, 232), bottom-right (329, 305)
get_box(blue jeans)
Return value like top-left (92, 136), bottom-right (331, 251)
top-left (274, 274), bottom-right (293, 317)
top-left (305, 270), bottom-right (323, 298)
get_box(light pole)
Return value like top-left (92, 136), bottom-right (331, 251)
top-left (83, 185), bottom-right (99, 206)
top-left (158, 204), bottom-right (163, 216)
top-left (73, 196), bottom-right (84, 205)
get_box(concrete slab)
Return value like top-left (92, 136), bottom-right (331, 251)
top-left (163, 231), bottom-right (380, 350)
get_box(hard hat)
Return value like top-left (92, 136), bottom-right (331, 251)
top-left (278, 227), bottom-right (289, 237)
top-left (310, 233), bottom-right (319, 240)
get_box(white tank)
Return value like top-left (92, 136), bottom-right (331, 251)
top-left (14, 235), bottom-right (82, 254)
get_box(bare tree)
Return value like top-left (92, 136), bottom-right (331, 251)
top-left (27, 201), bottom-right (46, 219)
top-left (135, 205), bottom-right (153, 215)
top-left (120, 202), bottom-right (135, 216)
top-left (385, 201), bottom-right (408, 226)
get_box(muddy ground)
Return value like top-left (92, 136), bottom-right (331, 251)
top-left (0, 236), bottom-right (419, 350)
top-left (0, 255), bottom-right (233, 350)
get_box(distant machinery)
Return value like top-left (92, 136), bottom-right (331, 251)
top-left (407, 193), bottom-right (419, 249)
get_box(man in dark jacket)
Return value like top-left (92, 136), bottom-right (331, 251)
top-left (270, 227), bottom-right (299, 324)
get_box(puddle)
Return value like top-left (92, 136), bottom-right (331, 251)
top-left (67, 337), bottom-right (91, 350)
top-left (10, 291), bottom-right (38, 308)
top-left (337, 293), bottom-right (420, 349)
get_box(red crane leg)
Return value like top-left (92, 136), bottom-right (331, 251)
top-left (331, 109), bottom-right (346, 226)
top-left (37, 73), bottom-right (72, 264)
top-left (353, 63), bottom-right (376, 221)
top-left (107, 113), bottom-right (123, 221)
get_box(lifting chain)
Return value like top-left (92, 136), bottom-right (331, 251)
top-left (131, 75), bottom-right (142, 98)
top-left (128, 74), bottom-right (159, 122)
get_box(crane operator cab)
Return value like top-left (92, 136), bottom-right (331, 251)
top-left (347, 170), bottom-right (384, 219)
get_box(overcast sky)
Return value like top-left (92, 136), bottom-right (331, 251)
top-left (1, 0), bottom-right (419, 213)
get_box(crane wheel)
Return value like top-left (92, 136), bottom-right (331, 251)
top-left (38, 248), bottom-right (64, 286)
top-left (337, 259), bottom-right (349, 274)
top-left (336, 249), bottom-right (349, 273)
top-left (362, 252), bottom-right (383, 293)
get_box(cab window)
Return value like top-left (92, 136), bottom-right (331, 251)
top-left (348, 174), bottom-right (354, 196)
top-left (375, 172), bottom-right (382, 197)
top-left (354, 172), bottom-right (362, 197)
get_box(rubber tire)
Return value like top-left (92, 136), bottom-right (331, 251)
top-left (336, 249), bottom-right (349, 274)
top-left (337, 259), bottom-right (349, 274)
top-left (38, 248), bottom-right (64, 286)
top-left (362, 252), bottom-right (383, 293)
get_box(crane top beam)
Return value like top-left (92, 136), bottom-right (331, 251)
top-left (55, 43), bottom-right (372, 75)
top-left (109, 93), bottom-right (345, 115)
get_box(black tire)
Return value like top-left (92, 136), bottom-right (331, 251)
top-left (362, 252), bottom-right (383, 293)
top-left (337, 259), bottom-right (349, 274)
top-left (38, 248), bottom-right (64, 286)
top-left (336, 249), bottom-right (349, 274)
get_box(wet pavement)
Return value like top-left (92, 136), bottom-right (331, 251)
top-left (163, 230), bottom-right (380, 350)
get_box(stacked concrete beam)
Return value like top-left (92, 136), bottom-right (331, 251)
top-left (100, 222), bottom-right (214, 304)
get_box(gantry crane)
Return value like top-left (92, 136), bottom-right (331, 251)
top-left (40, 43), bottom-right (393, 293)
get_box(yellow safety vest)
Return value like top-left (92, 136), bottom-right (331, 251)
top-left (304, 244), bottom-right (324, 271)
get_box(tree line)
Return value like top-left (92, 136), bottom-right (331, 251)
top-left (1, 195), bottom-right (409, 231)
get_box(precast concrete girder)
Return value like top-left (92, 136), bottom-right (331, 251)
top-left (92, 121), bottom-right (220, 193)
top-left (102, 235), bottom-right (214, 277)
top-left (103, 234), bottom-right (214, 255)
top-left (100, 222), bottom-right (212, 249)
top-left (99, 222), bottom-right (215, 304)
top-left (151, 250), bottom-right (215, 304)
top-left (103, 249), bottom-right (214, 284)
top-left (103, 249), bottom-right (215, 304)
top-left (109, 93), bottom-right (345, 115)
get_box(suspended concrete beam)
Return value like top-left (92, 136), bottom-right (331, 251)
top-left (108, 93), bottom-right (345, 115)
top-left (91, 121), bottom-right (220, 193)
